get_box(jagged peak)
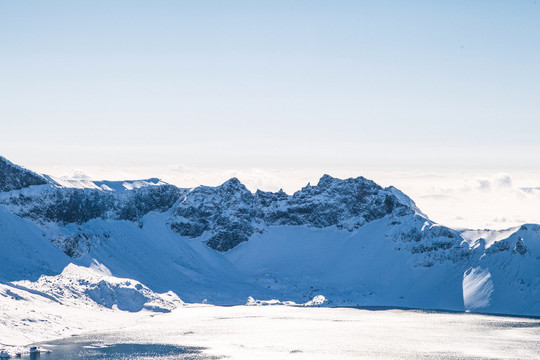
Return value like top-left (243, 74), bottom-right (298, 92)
top-left (218, 177), bottom-right (250, 193)
top-left (317, 174), bottom-right (336, 185)
top-left (315, 174), bottom-right (378, 189)
top-left (186, 177), bottom-right (252, 199)
top-left (221, 177), bottom-right (242, 186)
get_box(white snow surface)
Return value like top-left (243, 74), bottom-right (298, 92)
top-left (0, 198), bottom-right (539, 317)
top-left (0, 263), bottom-right (182, 353)
top-left (462, 267), bottom-right (494, 310)
top-left (460, 226), bottom-right (521, 248)
top-left (0, 277), bottom-right (146, 348)
top-left (23, 305), bottom-right (540, 360)
top-left (15, 263), bottom-right (183, 312)
top-left (44, 175), bottom-right (169, 192)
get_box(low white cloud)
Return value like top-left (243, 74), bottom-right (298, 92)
top-left (494, 174), bottom-right (513, 188)
top-left (66, 170), bottom-right (92, 180)
top-left (470, 174), bottom-right (513, 193)
top-left (388, 172), bottom-right (540, 230)
top-left (475, 179), bottom-right (492, 192)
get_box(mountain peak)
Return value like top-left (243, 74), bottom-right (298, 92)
top-left (317, 174), bottom-right (336, 185)
top-left (0, 156), bottom-right (48, 192)
top-left (315, 174), bottom-right (377, 190)
top-left (219, 177), bottom-right (250, 194)
top-left (222, 177), bottom-right (242, 186)
top-left (169, 172), bottom-right (416, 252)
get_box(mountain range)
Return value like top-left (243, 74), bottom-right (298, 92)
top-left (0, 155), bottom-right (538, 317)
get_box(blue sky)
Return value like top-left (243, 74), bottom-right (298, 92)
top-left (1, 1), bottom-right (540, 228)
top-left (1, 0), bottom-right (539, 171)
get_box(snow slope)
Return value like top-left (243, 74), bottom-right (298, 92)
top-left (0, 205), bottom-right (70, 281)
top-left (227, 220), bottom-right (467, 311)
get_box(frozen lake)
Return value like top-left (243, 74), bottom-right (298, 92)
top-left (32, 305), bottom-right (540, 360)
top-left (19, 341), bottom-right (212, 360)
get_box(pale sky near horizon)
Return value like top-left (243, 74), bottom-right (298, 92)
top-left (1, 1), bottom-right (540, 229)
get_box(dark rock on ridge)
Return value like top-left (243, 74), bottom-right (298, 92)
top-left (170, 174), bottom-right (415, 251)
top-left (0, 156), bottom-right (48, 192)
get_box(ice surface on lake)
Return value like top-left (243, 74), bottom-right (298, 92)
top-left (34, 305), bottom-right (540, 360)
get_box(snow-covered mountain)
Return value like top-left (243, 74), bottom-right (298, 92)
top-left (0, 156), bottom-right (539, 317)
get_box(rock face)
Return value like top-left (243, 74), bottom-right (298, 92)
top-left (170, 178), bottom-right (257, 252)
top-left (1, 161), bottom-right (421, 253)
top-left (0, 183), bottom-right (183, 258)
top-left (170, 174), bottom-right (415, 251)
top-left (1, 180), bottom-right (183, 225)
top-left (0, 156), bottom-right (47, 192)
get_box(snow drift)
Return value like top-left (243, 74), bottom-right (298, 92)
top-left (15, 263), bottom-right (183, 312)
